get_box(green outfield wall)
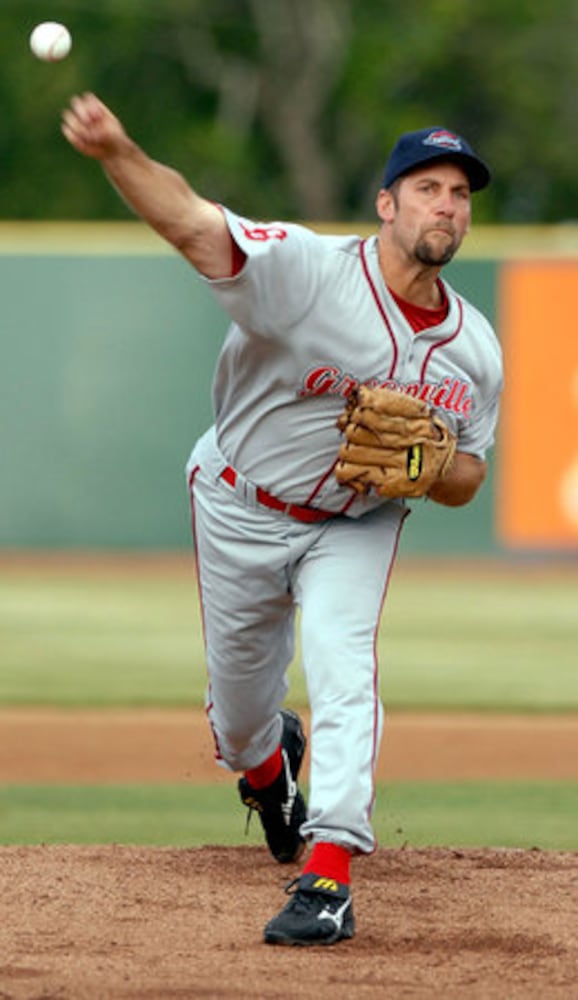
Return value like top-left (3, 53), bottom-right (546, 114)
top-left (1, 223), bottom-right (576, 554)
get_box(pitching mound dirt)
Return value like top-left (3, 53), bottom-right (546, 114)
top-left (1, 844), bottom-right (576, 999)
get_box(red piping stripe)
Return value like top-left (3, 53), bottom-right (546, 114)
top-left (306, 460), bottom-right (359, 516)
top-left (188, 465), bottom-right (223, 763)
top-left (366, 506), bottom-right (410, 849)
top-left (304, 460), bottom-right (337, 506)
top-left (359, 238), bottom-right (398, 379)
top-left (339, 492), bottom-right (358, 515)
top-left (419, 295), bottom-right (463, 382)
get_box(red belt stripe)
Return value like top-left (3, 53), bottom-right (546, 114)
top-left (220, 466), bottom-right (337, 524)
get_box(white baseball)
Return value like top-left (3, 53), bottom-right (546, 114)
top-left (30, 22), bottom-right (72, 62)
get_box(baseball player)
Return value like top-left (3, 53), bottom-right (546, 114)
top-left (62, 95), bottom-right (503, 947)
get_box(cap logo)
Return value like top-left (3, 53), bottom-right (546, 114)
top-left (423, 130), bottom-right (463, 152)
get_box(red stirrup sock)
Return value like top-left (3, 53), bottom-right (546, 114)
top-left (244, 745), bottom-right (283, 790)
top-left (302, 842), bottom-right (352, 885)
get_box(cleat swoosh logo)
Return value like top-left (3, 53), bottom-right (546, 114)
top-left (280, 749), bottom-right (296, 826)
top-left (317, 898), bottom-right (351, 931)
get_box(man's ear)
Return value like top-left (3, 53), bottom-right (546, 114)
top-left (376, 188), bottom-right (396, 224)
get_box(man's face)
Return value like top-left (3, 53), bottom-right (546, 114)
top-left (377, 162), bottom-right (472, 266)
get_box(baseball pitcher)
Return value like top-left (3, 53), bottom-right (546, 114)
top-left (62, 97), bottom-right (503, 946)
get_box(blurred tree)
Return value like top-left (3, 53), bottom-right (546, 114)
top-left (1, 0), bottom-right (577, 222)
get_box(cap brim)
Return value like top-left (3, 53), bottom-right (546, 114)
top-left (448, 152), bottom-right (491, 191)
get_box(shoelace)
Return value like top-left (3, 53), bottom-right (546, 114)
top-left (282, 880), bottom-right (343, 918)
top-left (243, 804), bottom-right (258, 835)
top-left (283, 880), bottom-right (318, 912)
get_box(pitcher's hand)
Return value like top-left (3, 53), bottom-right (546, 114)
top-left (62, 92), bottom-right (129, 160)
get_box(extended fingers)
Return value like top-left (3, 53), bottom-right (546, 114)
top-left (61, 93), bottom-right (120, 157)
top-left (62, 93), bottom-right (98, 143)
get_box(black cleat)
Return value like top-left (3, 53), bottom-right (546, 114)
top-left (238, 709), bottom-right (307, 864)
top-left (264, 873), bottom-right (355, 946)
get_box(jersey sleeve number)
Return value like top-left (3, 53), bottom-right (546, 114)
top-left (239, 222), bottom-right (288, 242)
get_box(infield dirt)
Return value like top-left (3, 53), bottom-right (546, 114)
top-left (0, 843), bottom-right (576, 999)
top-left (2, 707), bottom-right (578, 783)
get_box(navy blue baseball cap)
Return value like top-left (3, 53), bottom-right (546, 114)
top-left (383, 127), bottom-right (491, 192)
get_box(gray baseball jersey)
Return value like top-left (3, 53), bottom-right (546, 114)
top-left (202, 208), bottom-right (502, 515)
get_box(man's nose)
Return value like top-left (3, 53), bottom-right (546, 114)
top-left (436, 192), bottom-right (456, 216)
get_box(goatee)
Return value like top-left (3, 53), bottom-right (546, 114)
top-left (414, 233), bottom-right (459, 266)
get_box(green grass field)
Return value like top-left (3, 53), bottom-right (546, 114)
top-left (1, 782), bottom-right (576, 851)
top-left (1, 556), bottom-right (577, 849)
top-left (2, 557), bottom-right (578, 711)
